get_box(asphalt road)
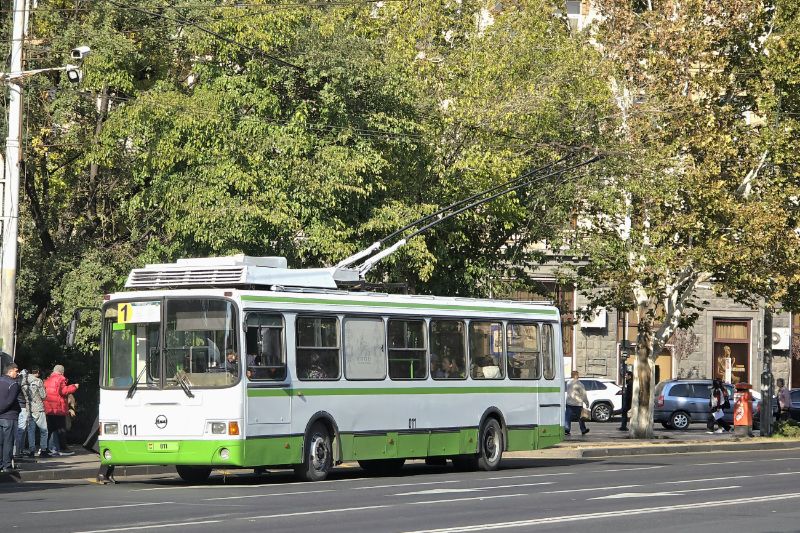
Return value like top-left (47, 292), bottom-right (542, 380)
top-left (3, 447), bottom-right (800, 533)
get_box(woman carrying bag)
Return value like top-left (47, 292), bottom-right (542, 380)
top-left (708, 378), bottom-right (733, 433)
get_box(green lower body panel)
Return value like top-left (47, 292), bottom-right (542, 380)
top-left (98, 425), bottom-right (562, 468)
top-left (99, 439), bottom-right (245, 466)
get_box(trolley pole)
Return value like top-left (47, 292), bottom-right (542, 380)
top-left (760, 308), bottom-right (774, 437)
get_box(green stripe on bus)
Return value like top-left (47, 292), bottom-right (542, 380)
top-left (247, 386), bottom-right (561, 397)
top-left (240, 294), bottom-right (558, 316)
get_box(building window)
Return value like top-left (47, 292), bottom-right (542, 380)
top-left (713, 319), bottom-right (750, 385)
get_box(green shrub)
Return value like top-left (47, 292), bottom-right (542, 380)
top-left (773, 419), bottom-right (800, 438)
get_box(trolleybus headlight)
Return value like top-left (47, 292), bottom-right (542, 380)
top-left (219, 448), bottom-right (230, 460)
top-left (104, 423), bottom-right (118, 435)
top-left (228, 421), bottom-right (239, 436)
top-left (103, 449), bottom-right (112, 461)
top-left (211, 422), bottom-right (226, 434)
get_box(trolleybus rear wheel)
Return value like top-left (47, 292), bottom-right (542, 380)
top-left (294, 422), bottom-right (333, 482)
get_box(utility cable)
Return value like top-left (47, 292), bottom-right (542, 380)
top-left (352, 154), bottom-right (601, 276)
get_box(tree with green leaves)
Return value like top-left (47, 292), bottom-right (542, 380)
top-left (559, 0), bottom-right (800, 438)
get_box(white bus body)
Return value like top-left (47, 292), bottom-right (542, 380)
top-left (97, 259), bottom-right (565, 481)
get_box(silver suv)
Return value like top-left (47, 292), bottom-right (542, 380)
top-left (654, 379), bottom-right (762, 430)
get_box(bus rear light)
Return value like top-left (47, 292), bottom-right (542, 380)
top-left (211, 422), bottom-right (226, 434)
top-left (228, 421), bottom-right (240, 435)
top-left (103, 423), bottom-right (119, 435)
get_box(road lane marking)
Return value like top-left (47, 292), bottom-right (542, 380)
top-left (354, 479), bottom-right (464, 490)
top-left (73, 520), bottom-right (222, 533)
top-left (690, 456), bottom-right (800, 466)
top-left (590, 466), bottom-right (665, 473)
top-left (394, 482), bottom-right (553, 497)
top-left (240, 504), bottom-right (390, 520)
top-left (29, 502), bottom-right (174, 514)
top-left (203, 489), bottom-right (336, 501)
top-left (543, 484), bottom-right (642, 494)
top-left (406, 494), bottom-right (526, 505)
top-left (400, 492), bottom-right (800, 532)
top-left (589, 486), bottom-right (740, 500)
top-left (133, 476), bottom-right (370, 491)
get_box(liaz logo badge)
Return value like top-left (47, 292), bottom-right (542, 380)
top-left (155, 415), bottom-right (168, 429)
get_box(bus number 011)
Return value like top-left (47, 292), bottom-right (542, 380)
top-left (408, 418), bottom-right (417, 429)
top-left (122, 424), bottom-right (137, 436)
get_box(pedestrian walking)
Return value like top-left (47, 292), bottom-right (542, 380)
top-left (20, 367), bottom-right (48, 456)
top-left (618, 370), bottom-right (634, 431)
top-left (44, 364), bottom-right (79, 456)
top-left (707, 378), bottom-right (732, 433)
top-left (776, 378), bottom-right (791, 422)
top-left (0, 362), bottom-right (21, 472)
top-left (565, 370), bottom-right (590, 436)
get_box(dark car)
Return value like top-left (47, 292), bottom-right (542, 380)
top-left (787, 389), bottom-right (800, 422)
top-left (654, 379), bottom-right (763, 430)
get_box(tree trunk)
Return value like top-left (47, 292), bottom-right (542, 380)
top-left (630, 317), bottom-right (655, 438)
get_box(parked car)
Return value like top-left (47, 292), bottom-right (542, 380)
top-left (786, 389), bottom-right (800, 421)
top-left (566, 378), bottom-right (623, 422)
top-left (654, 379), bottom-right (767, 430)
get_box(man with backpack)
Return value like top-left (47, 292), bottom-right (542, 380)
top-left (17, 368), bottom-right (48, 457)
top-left (708, 378), bottom-right (733, 433)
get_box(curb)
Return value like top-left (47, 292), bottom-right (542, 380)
top-left (578, 439), bottom-right (800, 458)
top-left (1, 464), bottom-right (175, 483)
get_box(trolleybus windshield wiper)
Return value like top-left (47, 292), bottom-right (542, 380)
top-left (127, 366), bottom-right (147, 399)
top-left (176, 372), bottom-right (195, 398)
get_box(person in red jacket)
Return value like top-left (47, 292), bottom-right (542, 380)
top-left (43, 365), bottom-right (79, 456)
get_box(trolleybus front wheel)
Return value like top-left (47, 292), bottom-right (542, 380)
top-left (477, 418), bottom-right (503, 471)
top-left (176, 466), bottom-right (212, 483)
top-left (294, 422), bottom-right (333, 482)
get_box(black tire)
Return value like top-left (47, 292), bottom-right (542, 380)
top-left (358, 458), bottom-right (406, 475)
top-left (294, 422), bottom-right (333, 482)
top-left (176, 466), bottom-right (212, 483)
top-left (661, 421), bottom-right (673, 429)
top-left (669, 411), bottom-right (690, 430)
top-left (591, 402), bottom-right (613, 422)
top-left (477, 418), bottom-right (504, 471)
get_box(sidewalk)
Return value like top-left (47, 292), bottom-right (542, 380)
top-left (3, 430), bottom-right (800, 484)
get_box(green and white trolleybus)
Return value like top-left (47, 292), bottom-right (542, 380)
top-left (95, 255), bottom-right (565, 482)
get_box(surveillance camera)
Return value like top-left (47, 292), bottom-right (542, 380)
top-left (65, 65), bottom-right (82, 84)
top-left (70, 46), bottom-right (91, 60)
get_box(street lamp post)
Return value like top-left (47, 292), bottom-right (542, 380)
top-left (0, 0), bottom-right (87, 356)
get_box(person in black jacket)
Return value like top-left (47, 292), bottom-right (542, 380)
top-left (618, 371), bottom-right (634, 431)
top-left (0, 362), bottom-right (21, 472)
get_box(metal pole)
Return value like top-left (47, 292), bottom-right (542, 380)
top-left (0, 0), bottom-right (27, 356)
top-left (761, 308), bottom-right (774, 436)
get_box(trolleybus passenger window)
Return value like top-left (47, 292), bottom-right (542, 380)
top-left (469, 321), bottom-right (504, 379)
top-left (387, 319), bottom-right (427, 379)
top-left (430, 320), bottom-right (466, 380)
top-left (542, 323), bottom-right (555, 380)
top-left (164, 299), bottom-right (238, 388)
top-left (296, 316), bottom-right (340, 380)
top-left (506, 323), bottom-right (540, 380)
top-left (245, 314), bottom-right (286, 380)
top-left (102, 302), bottom-right (160, 389)
top-left (344, 317), bottom-right (386, 380)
